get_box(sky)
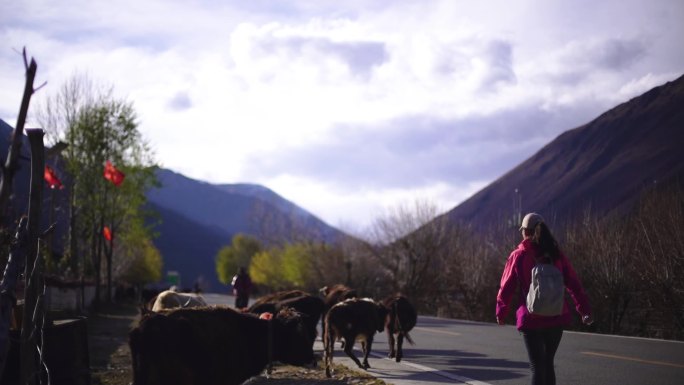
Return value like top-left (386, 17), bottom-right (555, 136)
top-left (1, 0), bottom-right (683, 232)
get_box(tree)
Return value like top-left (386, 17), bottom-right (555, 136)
top-left (249, 248), bottom-right (288, 290)
top-left (215, 234), bottom-right (261, 285)
top-left (35, 74), bottom-right (158, 304)
top-left (633, 184), bottom-right (684, 339)
top-left (115, 216), bottom-right (163, 287)
top-left (361, 200), bottom-right (450, 311)
top-left (280, 243), bottom-right (313, 288)
top-left (440, 225), bottom-right (503, 320)
top-left (246, 242), bottom-right (319, 292)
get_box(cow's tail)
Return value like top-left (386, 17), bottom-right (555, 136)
top-left (403, 331), bottom-right (415, 345)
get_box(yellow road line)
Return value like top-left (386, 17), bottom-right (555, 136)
top-left (414, 326), bottom-right (461, 337)
top-left (581, 351), bottom-right (684, 369)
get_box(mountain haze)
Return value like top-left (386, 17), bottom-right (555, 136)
top-left (444, 74), bottom-right (684, 230)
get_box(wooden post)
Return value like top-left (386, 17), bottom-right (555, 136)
top-left (0, 51), bottom-right (37, 219)
top-left (20, 129), bottom-right (45, 385)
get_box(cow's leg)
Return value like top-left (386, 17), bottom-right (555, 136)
top-left (324, 326), bottom-right (334, 377)
top-left (362, 336), bottom-right (374, 369)
top-left (387, 329), bottom-right (396, 359)
top-left (396, 333), bottom-right (404, 362)
top-left (129, 330), bottom-right (149, 385)
top-left (343, 337), bottom-right (364, 369)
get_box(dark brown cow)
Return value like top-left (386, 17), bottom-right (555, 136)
top-left (247, 290), bottom-right (308, 313)
top-left (382, 295), bottom-right (417, 362)
top-left (248, 293), bottom-right (325, 347)
top-left (128, 306), bottom-right (314, 385)
top-left (323, 298), bottom-right (388, 378)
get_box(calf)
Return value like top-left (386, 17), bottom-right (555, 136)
top-left (129, 306), bottom-right (314, 385)
top-left (151, 289), bottom-right (208, 312)
top-left (323, 298), bottom-right (387, 377)
top-left (382, 295), bottom-right (417, 362)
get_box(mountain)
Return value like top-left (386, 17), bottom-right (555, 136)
top-left (215, 183), bottom-right (312, 222)
top-left (444, 74), bottom-right (684, 230)
top-left (144, 202), bottom-right (227, 290)
top-left (148, 168), bottom-right (345, 243)
top-left (146, 168), bottom-right (349, 290)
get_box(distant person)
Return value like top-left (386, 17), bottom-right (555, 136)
top-left (496, 212), bottom-right (593, 385)
top-left (231, 267), bottom-right (252, 309)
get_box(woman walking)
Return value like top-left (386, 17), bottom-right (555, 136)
top-left (496, 212), bottom-right (593, 385)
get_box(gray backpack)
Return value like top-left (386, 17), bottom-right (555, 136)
top-left (526, 256), bottom-right (565, 316)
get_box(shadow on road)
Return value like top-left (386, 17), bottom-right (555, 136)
top-left (380, 347), bottom-right (529, 382)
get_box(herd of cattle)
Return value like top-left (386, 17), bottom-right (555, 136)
top-left (129, 284), bottom-right (418, 385)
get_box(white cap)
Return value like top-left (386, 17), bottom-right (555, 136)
top-left (520, 212), bottom-right (544, 231)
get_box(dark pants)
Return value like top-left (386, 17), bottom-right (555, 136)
top-left (521, 327), bottom-right (563, 385)
top-left (235, 293), bottom-right (249, 309)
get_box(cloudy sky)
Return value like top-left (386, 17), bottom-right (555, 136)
top-left (1, 0), bottom-right (683, 231)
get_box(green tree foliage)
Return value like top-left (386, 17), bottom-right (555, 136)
top-left (119, 237), bottom-right (163, 285)
top-left (248, 242), bottom-right (315, 291)
top-left (249, 249), bottom-right (287, 290)
top-left (281, 243), bottom-right (313, 288)
top-left (215, 234), bottom-right (261, 284)
top-left (116, 217), bottom-right (163, 285)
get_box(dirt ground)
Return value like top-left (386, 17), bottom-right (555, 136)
top-left (87, 301), bottom-right (387, 385)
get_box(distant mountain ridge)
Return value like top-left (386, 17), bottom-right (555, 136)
top-left (444, 74), bottom-right (684, 230)
top-left (148, 168), bottom-right (344, 242)
top-left (146, 168), bottom-right (348, 290)
top-left (216, 183), bottom-right (312, 221)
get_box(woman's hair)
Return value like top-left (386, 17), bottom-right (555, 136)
top-left (531, 222), bottom-right (560, 260)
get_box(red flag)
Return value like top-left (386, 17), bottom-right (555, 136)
top-left (104, 160), bottom-right (125, 186)
top-left (44, 165), bottom-right (63, 189)
top-left (103, 226), bottom-right (113, 242)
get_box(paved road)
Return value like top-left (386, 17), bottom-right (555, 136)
top-left (204, 293), bottom-right (684, 384)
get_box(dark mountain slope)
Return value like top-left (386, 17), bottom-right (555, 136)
top-left (148, 169), bottom-right (255, 236)
top-left (445, 74), bottom-right (684, 230)
top-left (215, 183), bottom-right (311, 221)
top-left (146, 202), bottom-right (227, 290)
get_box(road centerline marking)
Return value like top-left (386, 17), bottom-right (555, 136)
top-left (581, 351), bottom-right (684, 369)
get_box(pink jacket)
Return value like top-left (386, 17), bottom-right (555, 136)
top-left (496, 239), bottom-right (591, 330)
